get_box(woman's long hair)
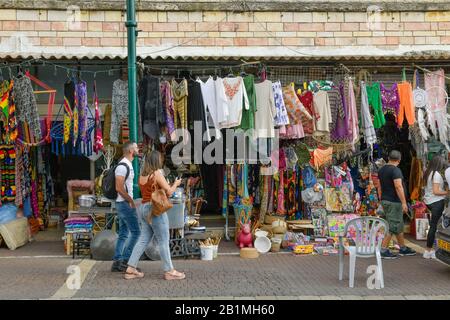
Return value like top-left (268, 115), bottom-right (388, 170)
top-left (424, 155), bottom-right (447, 183)
top-left (141, 150), bottom-right (163, 177)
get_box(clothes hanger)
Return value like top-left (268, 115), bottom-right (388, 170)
top-left (227, 67), bottom-right (235, 78)
top-left (240, 65), bottom-right (248, 78)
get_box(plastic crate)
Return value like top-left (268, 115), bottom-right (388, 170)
top-left (167, 201), bottom-right (185, 229)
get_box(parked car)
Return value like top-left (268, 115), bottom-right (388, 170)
top-left (436, 216), bottom-right (450, 266)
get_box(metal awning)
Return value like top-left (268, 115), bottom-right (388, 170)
top-left (1, 42), bottom-right (450, 62)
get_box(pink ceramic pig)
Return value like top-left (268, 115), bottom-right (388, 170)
top-left (237, 222), bottom-right (253, 248)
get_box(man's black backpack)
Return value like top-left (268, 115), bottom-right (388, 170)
top-left (101, 162), bottom-right (130, 200)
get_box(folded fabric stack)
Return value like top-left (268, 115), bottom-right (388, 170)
top-left (64, 217), bottom-right (93, 233)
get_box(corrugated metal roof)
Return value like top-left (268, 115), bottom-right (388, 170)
top-left (1, 44), bottom-right (450, 62)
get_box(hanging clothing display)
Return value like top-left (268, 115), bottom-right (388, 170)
top-left (282, 84), bottom-right (311, 125)
top-left (76, 80), bottom-right (89, 143)
top-left (221, 77), bottom-right (249, 128)
top-left (347, 79), bottom-right (359, 147)
top-left (63, 80), bottom-right (75, 144)
top-left (424, 69), bottom-right (448, 150)
top-left (188, 80), bottom-right (208, 141)
top-left (297, 90), bottom-right (317, 135)
top-left (93, 82), bottom-right (103, 153)
top-left (198, 76), bottom-right (228, 137)
top-left (360, 81), bottom-right (377, 147)
top-left (110, 79), bottom-right (128, 144)
top-left (397, 81), bottom-right (416, 128)
top-left (365, 82), bottom-right (385, 129)
top-left (138, 74), bottom-right (165, 140)
top-left (0, 145), bottom-right (16, 203)
top-left (13, 75), bottom-right (41, 140)
top-left (172, 79), bottom-right (189, 139)
top-left (380, 83), bottom-right (400, 119)
top-left (409, 157), bottom-right (423, 201)
top-left (102, 104), bottom-right (112, 146)
top-left (328, 86), bottom-right (348, 143)
top-left (0, 81), bottom-right (18, 143)
top-left (240, 75), bottom-right (257, 130)
top-left (254, 80), bottom-right (276, 138)
top-left (160, 81), bottom-right (176, 141)
top-left (310, 147), bottom-right (333, 171)
top-left (312, 90), bottom-right (332, 135)
top-left (308, 80), bottom-right (334, 92)
top-left (272, 81), bottom-right (290, 127)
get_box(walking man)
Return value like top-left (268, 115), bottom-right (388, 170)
top-left (378, 150), bottom-right (416, 259)
top-left (111, 142), bottom-right (141, 272)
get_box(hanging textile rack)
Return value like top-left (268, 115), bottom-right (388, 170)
top-left (412, 63), bottom-right (450, 81)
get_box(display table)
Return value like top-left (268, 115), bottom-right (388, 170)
top-left (69, 204), bottom-right (117, 233)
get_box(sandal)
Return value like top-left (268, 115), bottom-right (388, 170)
top-left (164, 270), bottom-right (186, 280)
top-left (124, 267), bottom-right (144, 280)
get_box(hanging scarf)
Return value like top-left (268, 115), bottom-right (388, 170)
top-left (63, 81), bottom-right (75, 144)
top-left (93, 81), bottom-right (104, 153)
top-left (0, 81), bottom-right (18, 143)
top-left (76, 80), bottom-right (89, 143)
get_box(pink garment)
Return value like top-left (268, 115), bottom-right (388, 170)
top-left (347, 79), bottom-right (359, 148)
top-left (280, 124), bottom-right (305, 139)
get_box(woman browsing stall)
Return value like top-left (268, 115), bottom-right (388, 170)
top-left (423, 155), bottom-right (449, 260)
top-left (125, 150), bottom-right (185, 280)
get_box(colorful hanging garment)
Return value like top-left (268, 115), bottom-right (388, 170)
top-left (380, 83), bottom-right (400, 119)
top-left (63, 80), bottom-right (75, 144)
top-left (425, 69), bottom-right (448, 150)
top-left (0, 81), bottom-right (18, 143)
top-left (0, 145), bottom-right (16, 203)
top-left (360, 82), bottom-right (377, 147)
top-left (93, 82), bottom-right (103, 153)
top-left (347, 79), bottom-right (359, 147)
top-left (76, 80), bottom-right (89, 143)
top-left (13, 75), bottom-right (41, 140)
top-left (272, 81), bottom-right (290, 127)
top-left (111, 79), bottom-right (129, 144)
top-left (366, 82), bottom-right (386, 129)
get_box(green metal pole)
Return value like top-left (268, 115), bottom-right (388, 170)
top-left (126, 0), bottom-right (139, 199)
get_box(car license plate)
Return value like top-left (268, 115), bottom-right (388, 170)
top-left (437, 239), bottom-right (450, 251)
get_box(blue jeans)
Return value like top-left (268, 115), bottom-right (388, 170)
top-left (113, 201), bottom-right (141, 262)
top-left (127, 202), bottom-right (174, 272)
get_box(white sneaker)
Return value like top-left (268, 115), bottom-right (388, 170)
top-left (423, 251), bottom-right (431, 259)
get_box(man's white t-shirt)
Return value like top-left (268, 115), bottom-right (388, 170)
top-left (115, 158), bottom-right (134, 202)
top-left (423, 171), bottom-right (445, 205)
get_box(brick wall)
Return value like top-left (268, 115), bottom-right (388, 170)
top-left (0, 9), bottom-right (449, 56)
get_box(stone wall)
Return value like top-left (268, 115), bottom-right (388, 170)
top-left (0, 7), bottom-right (449, 59)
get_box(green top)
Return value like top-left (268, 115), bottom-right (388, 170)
top-left (366, 82), bottom-right (385, 129)
top-left (240, 75), bottom-right (257, 130)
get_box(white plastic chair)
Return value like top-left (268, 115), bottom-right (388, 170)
top-left (338, 217), bottom-right (389, 288)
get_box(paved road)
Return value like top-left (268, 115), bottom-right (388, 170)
top-left (1, 240), bottom-right (449, 300)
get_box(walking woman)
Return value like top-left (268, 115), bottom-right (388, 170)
top-left (125, 150), bottom-right (185, 280)
top-left (423, 155), bottom-right (449, 259)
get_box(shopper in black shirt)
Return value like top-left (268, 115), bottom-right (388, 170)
top-left (378, 150), bottom-right (416, 259)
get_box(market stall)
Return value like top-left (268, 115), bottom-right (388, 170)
top-left (0, 58), bottom-right (449, 259)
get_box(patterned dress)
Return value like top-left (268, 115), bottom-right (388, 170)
top-left (272, 81), bottom-right (290, 126)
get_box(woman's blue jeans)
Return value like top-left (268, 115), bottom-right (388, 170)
top-left (127, 202), bottom-right (174, 272)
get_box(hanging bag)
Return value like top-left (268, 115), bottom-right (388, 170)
top-left (147, 173), bottom-right (173, 224)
